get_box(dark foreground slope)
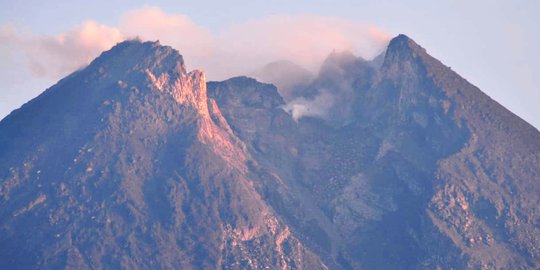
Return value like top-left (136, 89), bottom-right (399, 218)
top-left (1, 35), bottom-right (539, 270)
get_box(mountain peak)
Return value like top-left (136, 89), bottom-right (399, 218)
top-left (251, 61), bottom-right (314, 100)
top-left (88, 39), bottom-right (188, 79)
top-left (387, 34), bottom-right (422, 51)
top-left (383, 34), bottom-right (427, 65)
top-left (321, 50), bottom-right (363, 70)
top-left (325, 50), bottom-right (358, 62)
top-left (390, 33), bottom-right (411, 43)
top-left (87, 39), bottom-right (211, 115)
top-left (1, 31), bottom-right (540, 270)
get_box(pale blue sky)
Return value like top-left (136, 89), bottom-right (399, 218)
top-left (1, 0), bottom-right (539, 129)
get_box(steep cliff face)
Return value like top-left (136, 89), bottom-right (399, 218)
top-left (0, 40), bottom-right (326, 270)
top-left (1, 35), bottom-right (539, 270)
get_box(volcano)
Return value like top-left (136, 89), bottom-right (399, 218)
top-left (1, 35), bottom-right (539, 269)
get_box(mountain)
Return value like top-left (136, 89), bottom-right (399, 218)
top-left (251, 60), bottom-right (315, 101)
top-left (0, 40), bottom-right (325, 269)
top-left (1, 35), bottom-right (539, 269)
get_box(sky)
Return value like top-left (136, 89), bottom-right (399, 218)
top-left (1, 0), bottom-right (539, 130)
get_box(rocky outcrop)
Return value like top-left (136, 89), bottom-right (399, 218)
top-left (1, 35), bottom-right (539, 270)
top-left (0, 40), bottom-right (326, 270)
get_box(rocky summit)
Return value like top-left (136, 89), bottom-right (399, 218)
top-left (0, 35), bottom-right (539, 270)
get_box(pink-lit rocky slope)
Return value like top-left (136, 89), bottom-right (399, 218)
top-left (1, 35), bottom-right (539, 269)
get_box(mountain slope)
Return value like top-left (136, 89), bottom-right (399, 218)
top-left (0, 40), bottom-right (326, 270)
top-left (0, 35), bottom-right (539, 270)
top-left (209, 35), bottom-right (540, 269)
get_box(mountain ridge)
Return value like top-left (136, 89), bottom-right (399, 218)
top-left (1, 34), bottom-right (539, 269)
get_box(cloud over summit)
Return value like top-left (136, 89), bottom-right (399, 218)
top-left (1, 21), bottom-right (123, 78)
top-left (1, 7), bottom-right (390, 81)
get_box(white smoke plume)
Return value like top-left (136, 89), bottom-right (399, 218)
top-left (283, 91), bottom-right (336, 121)
top-left (0, 7), bottom-right (390, 121)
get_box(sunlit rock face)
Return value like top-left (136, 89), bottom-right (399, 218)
top-left (0, 40), bottom-right (326, 270)
top-left (1, 35), bottom-right (539, 270)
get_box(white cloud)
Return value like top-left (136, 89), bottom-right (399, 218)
top-left (1, 21), bottom-right (123, 78)
top-left (0, 7), bottom-right (390, 81)
top-left (119, 7), bottom-right (215, 64)
top-left (215, 15), bottom-right (389, 78)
